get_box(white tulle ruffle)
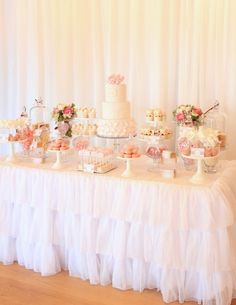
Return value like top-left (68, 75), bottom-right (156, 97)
top-left (1, 161), bottom-right (236, 305)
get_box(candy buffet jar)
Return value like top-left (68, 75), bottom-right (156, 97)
top-left (204, 104), bottom-right (227, 149)
top-left (145, 138), bottom-right (165, 171)
top-left (175, 126), bottom-right (197, 171)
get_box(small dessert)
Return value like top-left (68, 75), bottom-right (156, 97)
top-left (48, 138), bottom-right (70, 151)
top-left (145, 109), bottom-right (154, 122)
top-left (8, 133), bottom-right (20, 142)
top-left (153, 109), bottom-right (166, 122)
top-left (0, 118), bottom-right (28, 129)
top-left (217, 131), bottom-right (226, 148)
top-left (177, 127), bottom-right (220, 157)
top-left (159, 127), bottom-right (172, 139)
top-left (88, 108), bottom-right (96, 118)
top-left (72, 123), bottom-right (97, 136)
top-left (77, 107), bottom-right (96, 119)
top-left (140, 126), bottom-right (172, 139)
top-left (119, 145), bottom-right (141, 158)
top-left (77, 146), bottom-right (115, 173)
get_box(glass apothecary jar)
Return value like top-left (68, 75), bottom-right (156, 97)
top-left (145, 137), bottom-right (166, 171)
top-left (29, 97), bottom-right (47, 125)
top-left (204, 103), bottom-right (227, 149)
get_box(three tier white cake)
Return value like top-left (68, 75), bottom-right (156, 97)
top-left (97, 75), bottom-right (136, 137)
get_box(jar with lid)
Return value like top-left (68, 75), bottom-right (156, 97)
top-left (29, 97), bottom-right (47, 126)
top-left (145, 137), bottom-right (166, 171)
top-left (204, 102), bottom-right (227, 149)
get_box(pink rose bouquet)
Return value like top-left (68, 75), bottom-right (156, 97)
top-left (52, 103), bottom-right (77, 137)
top-left (173, 104), bottom-right (203, 127)
top-left (52, 103), bottom-right (77, 122)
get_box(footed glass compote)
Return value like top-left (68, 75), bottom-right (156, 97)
top-left (145, 137), bottom-right (165, 172)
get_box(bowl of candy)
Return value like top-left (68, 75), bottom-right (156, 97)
top-left (145, 138), bottom-right (165, 171)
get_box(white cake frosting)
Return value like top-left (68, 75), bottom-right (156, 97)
top-left (97, 75), bottom-right (136, 137)
top-left (97, 119), bottom-right (136, 138)
top-left (102, 102), bottom-right (130, 119)
top-left (105, 84), bottom-right (126, 103)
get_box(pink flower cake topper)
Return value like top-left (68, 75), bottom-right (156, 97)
top-left (107, 74), bottom-right (124, 85)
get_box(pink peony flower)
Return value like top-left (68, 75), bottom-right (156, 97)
top-left (64, 107), bottom-right (73, 115)
top-left (192, 107), bottom-right (202, 116)
top-left (176, 113), bottom-right (185, 121)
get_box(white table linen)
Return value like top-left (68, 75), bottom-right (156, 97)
top-left (0, 158), bottom-right (236, 305)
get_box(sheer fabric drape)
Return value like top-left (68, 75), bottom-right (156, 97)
top-left (0, 0), bottom-right (235, 158)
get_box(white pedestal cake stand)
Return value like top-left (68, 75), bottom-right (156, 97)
top-left (48, 149), bottom-right (71, 170)
top-left (117, 156), bottom-right (140, 178)
top-left (6, 141), bottom-right (20, 163)
top-left (183, 154), bottom-right (219, 184)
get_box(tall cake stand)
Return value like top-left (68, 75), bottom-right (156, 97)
top-left (182, 154), bottom-right (219, 184)
top-left (117, 156), bottom-right (140, 178)
top-left (48, 149), bottom-right (71, 170)
top-left (6, 141), bottom-right (20, 163)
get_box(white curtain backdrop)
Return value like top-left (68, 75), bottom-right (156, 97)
top-left (0, 0), bottom-right (236, 158)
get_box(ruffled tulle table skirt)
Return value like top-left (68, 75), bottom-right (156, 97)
top-left (1, 159), bottom-right (236, 305)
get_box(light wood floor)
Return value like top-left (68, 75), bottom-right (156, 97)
top-left (0, 263), bottom-right (235, 305)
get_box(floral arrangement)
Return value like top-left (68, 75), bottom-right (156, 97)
top-left (52, 103), bottom-right (77, 137)
top-left (52, 103), bottom-right (77, 122)
top-left (107, 74), bottom-right (124, 84)
top-left (173, 104), bottom-right (203, 127)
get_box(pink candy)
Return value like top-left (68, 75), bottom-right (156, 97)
top-left (146, 146), bottom-right (164, 159)
top-left (178, 138), bottom-right (191, 156)
top-left (75, 139), bottom-right (89, 151)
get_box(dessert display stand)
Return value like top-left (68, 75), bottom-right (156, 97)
top-left (141, 136), bottom-right (169, 172)
top-left (6, 141), bottom-right (20, 163)
top-left (183, 154), bottom-right (219, 184)
top-left (117, 156), bottom-right (140, 178)
top-left (48, 149), bottom-right (71, 170)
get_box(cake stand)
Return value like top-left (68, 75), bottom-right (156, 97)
top-left (6, 141), bottom-right (20, 163)
top-left (117, 156), bottom-right (140, 178)
top-left (182, 154), bottom-right (219, 184)
top-left (48, 149), bottom-right (71, 170)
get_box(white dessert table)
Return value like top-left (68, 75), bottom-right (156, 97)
top-left (0, 156), bottom-right (236, 305)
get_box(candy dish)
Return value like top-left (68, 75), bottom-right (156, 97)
top-left (72, 136), bottom-right (89, 151)
top-left (145, 138), bottom-right (166, 172)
